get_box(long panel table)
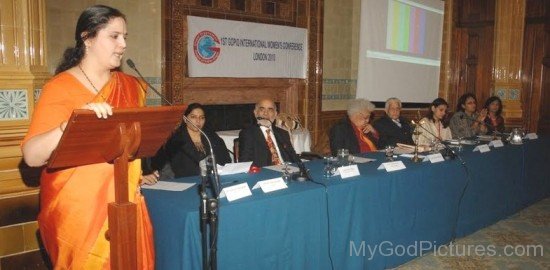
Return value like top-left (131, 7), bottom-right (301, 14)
top-left (143, 137), bottom-right (550, 269)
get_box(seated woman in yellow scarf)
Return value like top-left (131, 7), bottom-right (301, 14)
top-left (22, 5), bottom-right (154, 269)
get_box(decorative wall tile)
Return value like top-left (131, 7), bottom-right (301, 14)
top-left (0, 89), bottom-right (29, 121)
top-left (508, 88), bottom-right (520, 100)
top-left (33, 89), bottom-right (42, 103)
top-left (495, 88), bottom-right (506, 100)
top-left (322, 78), bottom-right (356, 100)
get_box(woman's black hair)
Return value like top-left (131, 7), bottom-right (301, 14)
top-left (182, 103), bottom-right (208, 130)
top-left (455, 92), bottom-right (477, 112)
top-left (184, 103), bottom-right (206, 117)
top-left (55, 5), bottom-right (126, 74)
top-left (426, 97), bottom-right (449, 127)
top-left (483, 96), bottom-right (503, 116)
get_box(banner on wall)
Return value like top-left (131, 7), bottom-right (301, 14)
top-left (187, 16), bottom-right (308, 78)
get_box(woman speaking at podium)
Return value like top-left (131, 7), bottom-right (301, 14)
top-left (21, 5), bottom-right (154, 269)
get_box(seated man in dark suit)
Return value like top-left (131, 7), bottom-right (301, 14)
top-left (329, 98), bottom-right (379, 156)
top-left (238, 99), bottom-right (299, 167)
top-left (373, 97), bottom-right (414, 148)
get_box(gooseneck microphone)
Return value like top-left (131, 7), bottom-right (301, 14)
top-left (127, 59), bottom-right (222, 196)
top-left (126, 59), bottom-right (172, 106)
top-left (411, 120), bottom-right (465, 165)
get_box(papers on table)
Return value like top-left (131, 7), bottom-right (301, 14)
top-left (141, 181), bottom-right (196, 192)
top-left (396, 143), bottom-right (429, 153)
top-left (218, 161), bottom-right (252, 175)
top-left (445, 139), bottom-right (477, 145)
top-left (264, 164), bottom-right (300, 173)
top-left (477, 135), bottom-right (494, 142)
top-left (350, 155), bottom-right (376, 163)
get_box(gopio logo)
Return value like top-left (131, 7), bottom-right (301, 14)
top-left (193, 31), bottom-right (221, 64)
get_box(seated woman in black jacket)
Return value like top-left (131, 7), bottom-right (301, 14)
top-left (149, 103), bottom-right (231, 179)
top-left (483, 96), bottom-right (505, 134)
top-left (329, 98), bottom-right (380, 156)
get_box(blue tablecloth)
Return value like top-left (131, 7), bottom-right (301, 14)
top-left (144, 168), bottom-right (331, 270)
top-left (143, 137), bottom-right (550, 270)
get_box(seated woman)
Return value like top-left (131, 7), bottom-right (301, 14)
top-left (149, 103), bottom-right (231, 178)
top-left (483, 96), bottom-right (505, 134)
top-left (416, 98), bottom-right (452, 146)
top-left (329, 98), bottom-right (379, 156)
top-left (449, 93), bottom-right (488, 138)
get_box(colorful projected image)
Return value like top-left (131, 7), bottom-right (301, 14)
top-left (386, 0), bottom-right (426, 54)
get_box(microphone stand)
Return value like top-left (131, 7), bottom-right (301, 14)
top-left (413, 119), bottom-right (471, 243)
top-left (127, 59), bottom-right (220, 270)
top-left (410, 122), bottom-right (423, 163)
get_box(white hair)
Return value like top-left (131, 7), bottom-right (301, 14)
top-left (347, 98), bottom-right (375, 117)
top-left (385, 97), bottom-right (402, 111)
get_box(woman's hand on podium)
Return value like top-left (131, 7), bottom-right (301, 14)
top-left (82, 102), bottom-right (113, 119)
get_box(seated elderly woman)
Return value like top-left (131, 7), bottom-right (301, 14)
top-left (449, 93), bottom-right (488, 138)
top-left (373, 97), bottom-right (414, 148)
top-left (329, 98), bottom-right (379, 156)
top-left (145, 103), bottom-right (231, 179)
top-left (415, 98), bottom-right (453, 146)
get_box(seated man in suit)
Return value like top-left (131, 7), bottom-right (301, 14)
top-left (329, 98), bottom-right (379, 156)
top-left (373, 97), bottom-right (414, 148)
top-left (238, 99), bottom-right (299, 167)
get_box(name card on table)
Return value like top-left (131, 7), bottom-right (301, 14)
top-left (252, 177), bottom-right (288, 193)
top-left (489, 140), bottom-right (504, 148)
top-left (525, 133), bottom-right (538, 140)
top-left (377, 161), bottom-right (406, 172)
top-left (473, 144), bottom-right (491, 153)
top-left (337, 165), bottom-right (361, 179)
top-left (220, 182), bottom-right (252, 201)
top-left (423, 153), bottom-right (445, 163)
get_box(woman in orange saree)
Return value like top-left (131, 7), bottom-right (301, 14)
top-left (22, 5), bottom-right (154, 269)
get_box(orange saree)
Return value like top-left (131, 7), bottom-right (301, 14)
top-left (22, 71), bottom-right (155, 269)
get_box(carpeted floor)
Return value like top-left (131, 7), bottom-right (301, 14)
top-left (396, 198), bottom-right (550, 269)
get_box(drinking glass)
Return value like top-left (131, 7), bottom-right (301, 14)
top-left (337, 148), bottom-right (350, 167)
top-left (323, 157), bottom-right (335, 178)
top-left (281, 161), bottom-right (291, 184)
top-left (385, 146), bottom-right (394, 161)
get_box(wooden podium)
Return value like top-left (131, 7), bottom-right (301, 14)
top-left (47, 105), bottom-right (186, 269)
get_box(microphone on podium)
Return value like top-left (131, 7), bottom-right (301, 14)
top-left (126, 59), bottom-right (172, 106)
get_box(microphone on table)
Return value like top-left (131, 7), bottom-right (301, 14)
top-left (127, 59), bottom-right (223, 197)
top-left (410, 119), bottom-right (465, 165)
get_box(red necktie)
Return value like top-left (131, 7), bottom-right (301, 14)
top-left (265, 129), bottom-right (281, 165)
